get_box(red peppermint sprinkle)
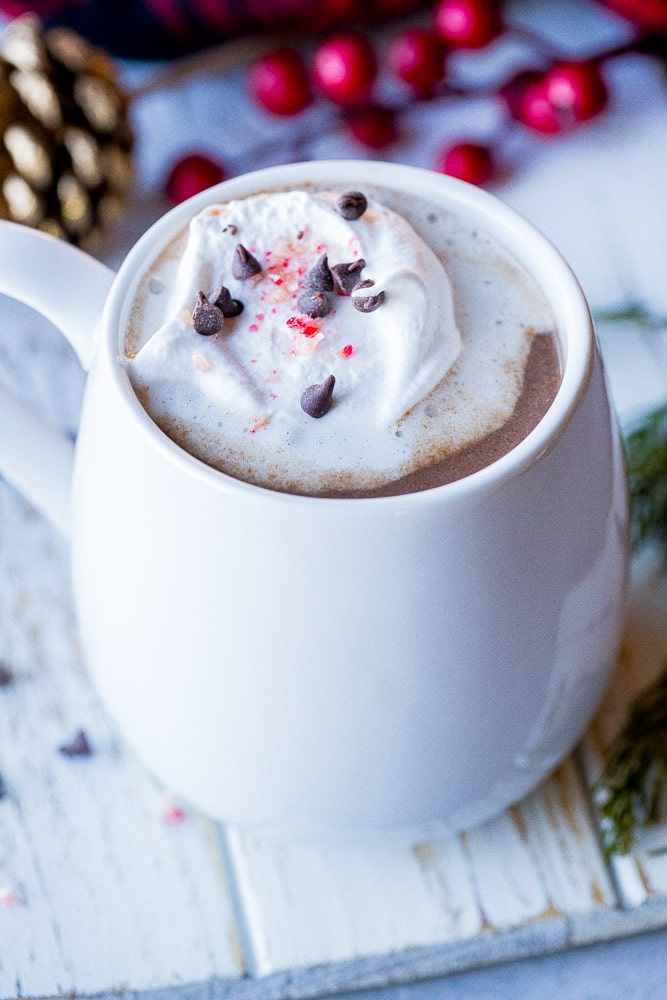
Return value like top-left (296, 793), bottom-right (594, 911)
top-left (341, 344), bottom-right (354, 357)
top-left (286, 316), bottom-right (320, 337)
top-left (249, 324), bottom-right (259, 332)
top-left (250, 416), bottom-right (271, 433)
top-left (256, 313), bottom-right (265, 320)
top-left (0, 886), bottom-right (19, 907)
top-left (163, 804), bottom-right (186, 825)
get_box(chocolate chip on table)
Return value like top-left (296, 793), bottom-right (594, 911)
top-left (232, 243), bottom-right (262, 279)
top-left (192, 291), bottom-right (224, 335)
top-left (336, 191), bottom-right (367, 220)
top-left (304, 253), bottom-right (334, 292)
top-left (352, 278), bottom-right (384, 313)
top-left (297, 289), bottom-right (331, 318)
top-left (58, 729), bottom-right (93, 757)
top-left (0, 661), bottom-right (13, 687)
top-left (212, 285), bottom-right (244, 318)
top-left (301, 375), bottom-right (336, 418)
top-left (331, 259), bottom-right (366, 295)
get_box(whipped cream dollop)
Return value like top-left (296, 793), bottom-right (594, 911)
top-left (129, 190), bottom-right (461, 434)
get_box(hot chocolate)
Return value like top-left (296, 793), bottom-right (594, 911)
top-left (124, 184), bottom-right (561, 497)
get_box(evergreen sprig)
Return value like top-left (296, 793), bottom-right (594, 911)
top-left (593, 404), bottom-right (667, 857)
top-left (626, 402), bottom-right (667, 555)
top-left (595, 666), bottom-right (667, 859)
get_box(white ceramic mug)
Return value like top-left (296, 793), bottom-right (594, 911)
top-left (0, 161), bottom-right (627, 840)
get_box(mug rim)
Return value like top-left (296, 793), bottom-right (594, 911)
top-left (105, 159), bottom-right (594, 506)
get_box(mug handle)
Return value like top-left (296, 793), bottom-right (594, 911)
top-left (0, 221), bottom-right (115, 537)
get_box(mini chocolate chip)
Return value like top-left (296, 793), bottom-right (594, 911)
top-left (192, 291), bottom-right (224, 335)
top-left (297, 289), bottom-right (331, 318)
top-left (0, 662), bottom-right (13, 687)
top-left (337, 191), bottom-right (367, 220)
top-left (212, 285), bottom-right (244, 318)
top-left (301, 374), bottom-right (335, 418)
top-left (331, 259), bottom-right (366, 295)
top-left (222, 224), bottom-right (238, 234)
top-left (232, 243), bottom-right (261, 279)
top-left (304, 253), bottom-right (334, 292)
top-left (352, 279), bottom-right (384, 313)
top-left (59, 729), bottom-right (92, 757)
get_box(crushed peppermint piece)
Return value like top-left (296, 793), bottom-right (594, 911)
top-left (58, 729), bottom-right (93, 757)
top-left (233, 244), bottom-right (262, 279)
top-left (286, 315), bottom-right (320, 337)
top-left (331, 259), bottom-right (366, 295)
top-left (301, 375), bottom-right (335, 418)
top-left (193, 351), bottom-right (213, 372)
top-left (0, 661), bottom-right (13, 687)
top-left (250, 415), bottom-right (271, 433)
top-left (341, 344), bottom-right (354, 357)
top-left (336, 191), bottom-right (367, 220)
top-left (352, 279), bottom-right (384, 313)
top-left (162, 797), bottom-right (186, 824)
top-left (249, 323), bottom-right (259, 332)
top-left (297, 289), bottom-right (331, 318)
top-left (292, 331), bottom-right (324, 355)
top-left (213, 285), bottom-right (244, 318)
top-left (0, 886), bottom-right (19, 907)
top-left (192, 291), bottom-right (224, 335)
top-left (304, 253), bottom-right (334, 292)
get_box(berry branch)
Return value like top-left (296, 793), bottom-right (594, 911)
top-left (160, 0), bottom-right (667, 200)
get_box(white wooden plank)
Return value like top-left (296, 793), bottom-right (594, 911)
top-left (0, 485), bottom-right (243, 997)
top-left (224, 754), bottom-right (615, 977)
top-left (513, 757), bottom-right (615, 914)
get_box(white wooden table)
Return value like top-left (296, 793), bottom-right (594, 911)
top-left (1, 1), bottom-right (667, 996)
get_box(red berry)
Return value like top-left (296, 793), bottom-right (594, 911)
top-left (517, 77), bottom-right (565, 134)
top-left (165, 154), bottom-right (226, 204)
top-left (502, 71), bottom-right (564, 134)
top-left (346, 105), bottom-right (398, 148)
top-left (597, 0), bottom-right (667, 31)
top-left (435, 142), bottom-right (493, 185)
top-left (312, 33), bottom-right (377, 106)
top-left (504, 61), bottom-right (607, 135)
top-left (388, 28), bottom-right (446, 93)
top-left (247, 50), bottom-right (312, 116)
top-left (433, 0), bottom-right (502, 49)
top-left (544, 61), bottom-right (607, 122)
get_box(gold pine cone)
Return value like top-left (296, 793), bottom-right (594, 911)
top-left (0, 15), bottom-right (134, 249)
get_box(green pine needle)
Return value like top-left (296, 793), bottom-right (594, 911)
top-left (595, 666), bottom-right (667, 859)
top-left (593, 402), bottom-right (667, 857)
top-left (626, 402), bottom-right (667, 555)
